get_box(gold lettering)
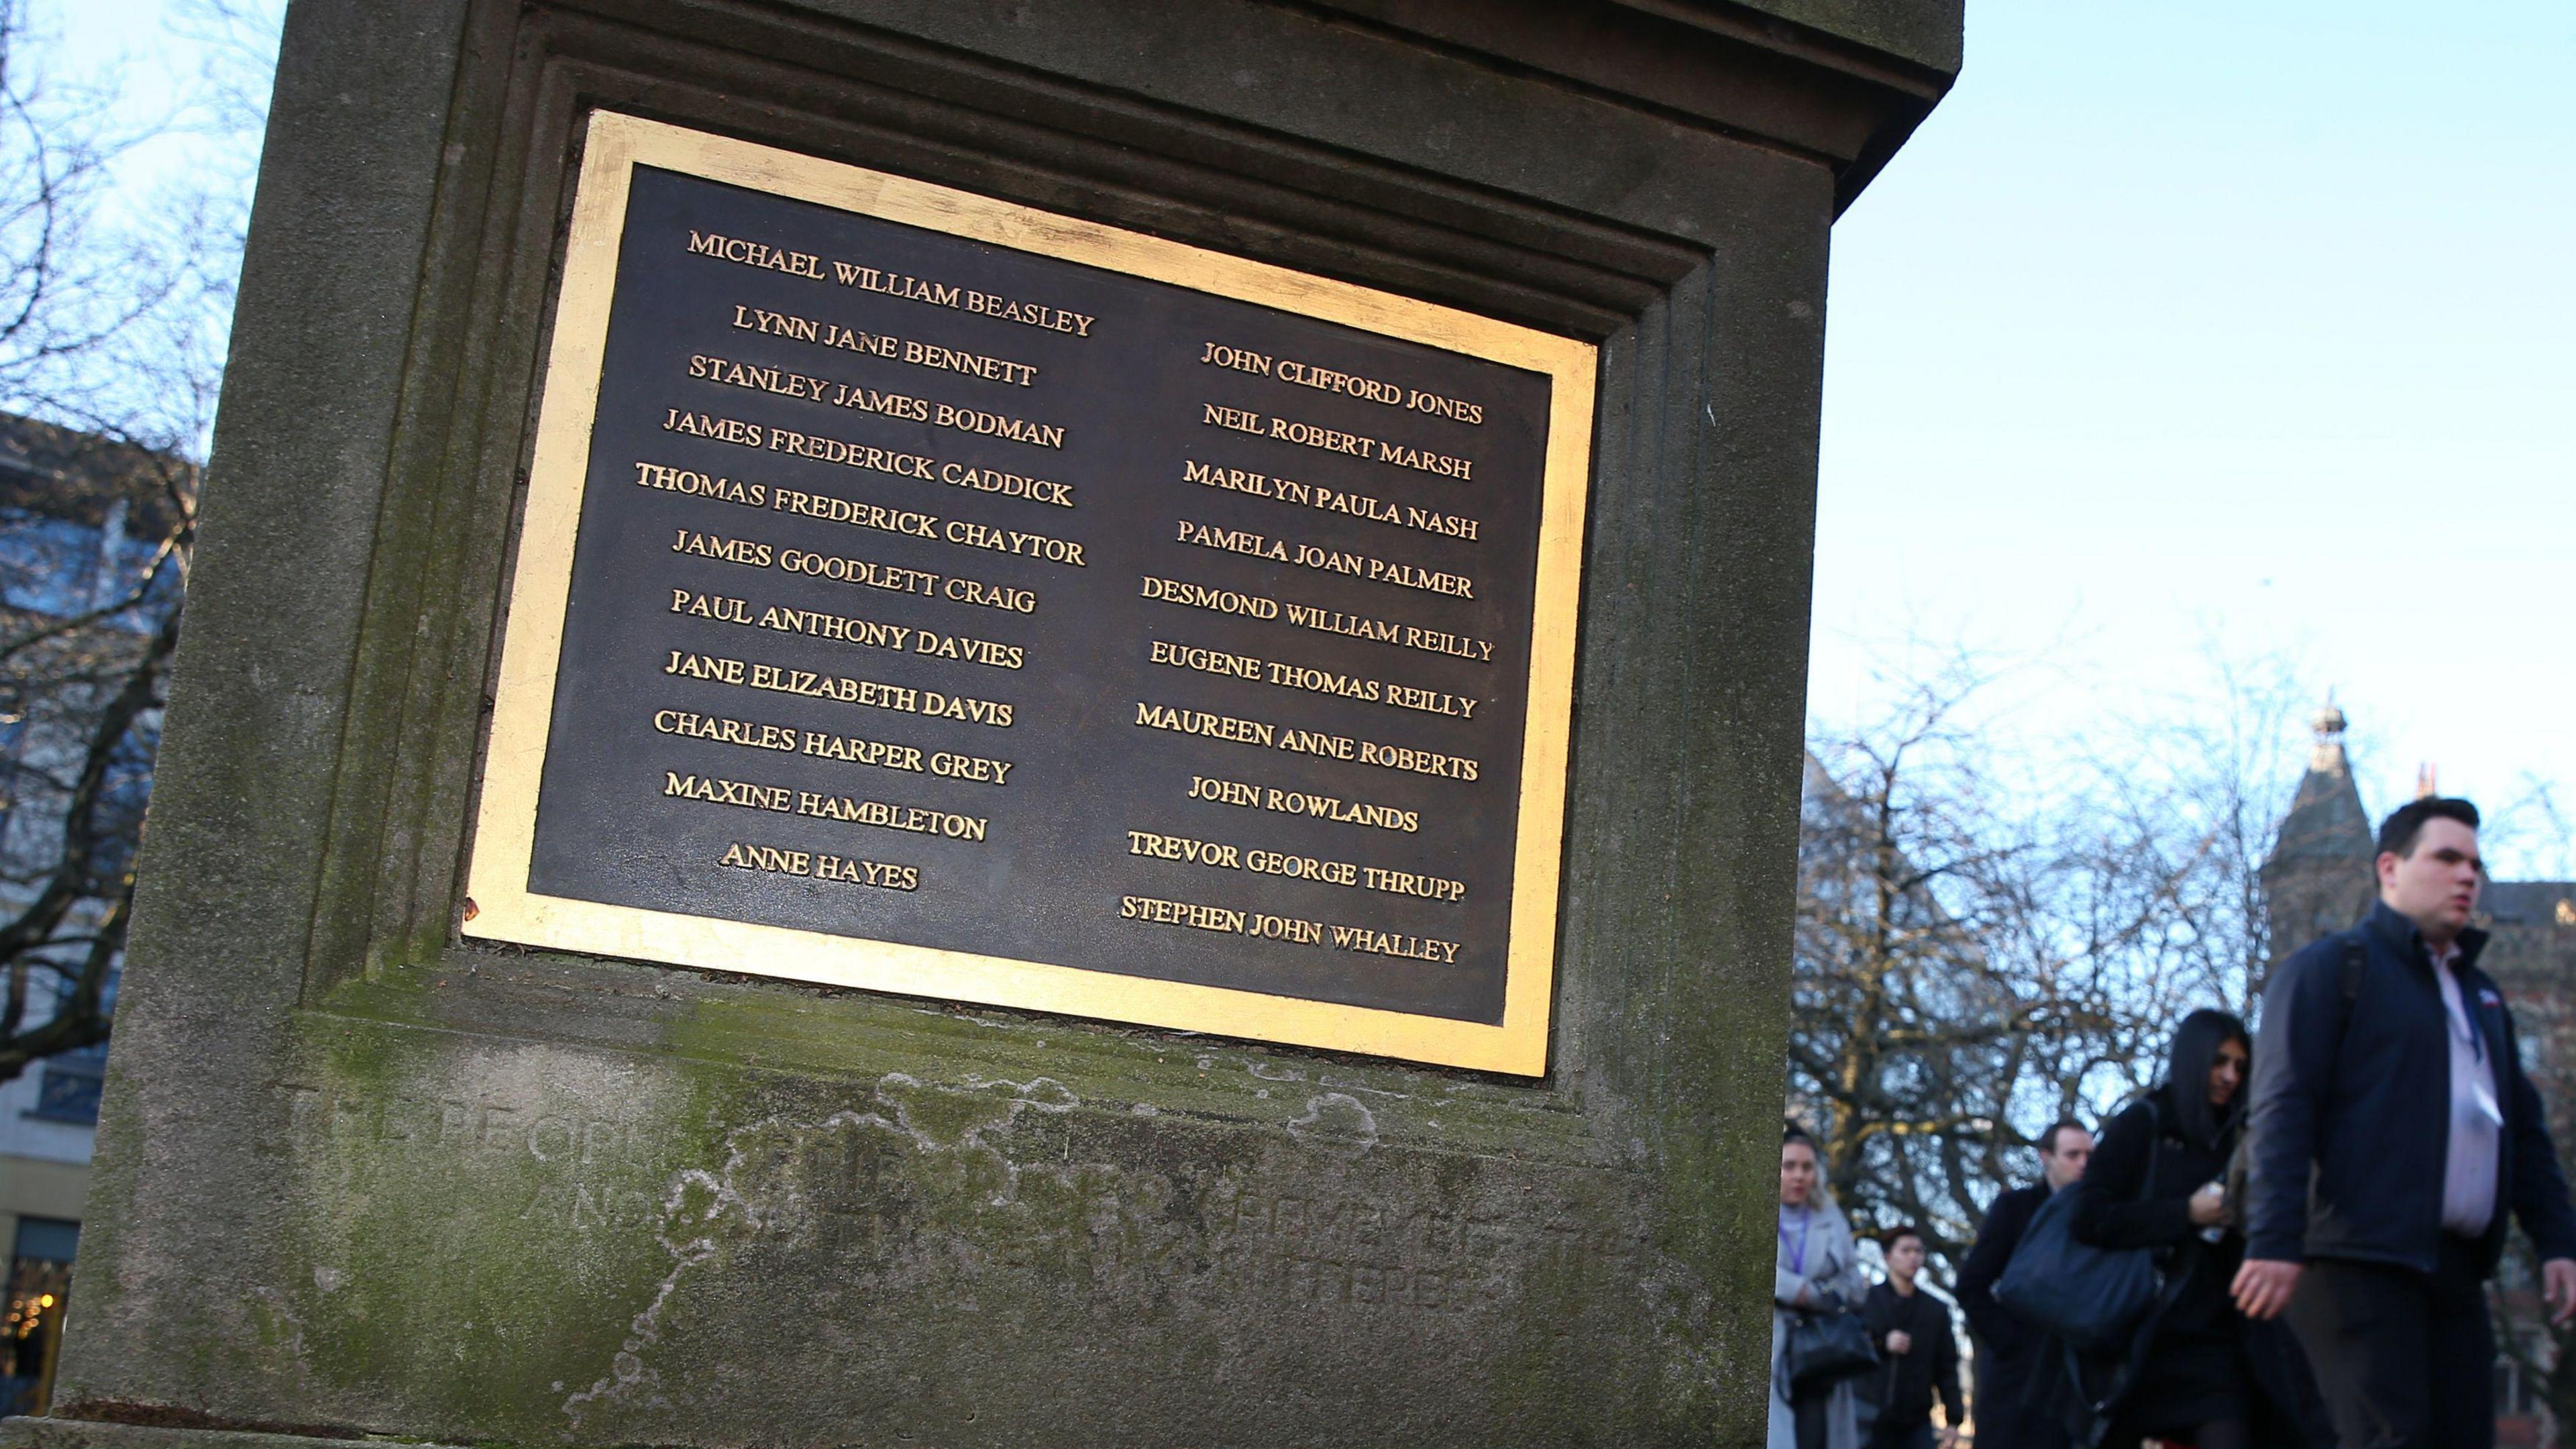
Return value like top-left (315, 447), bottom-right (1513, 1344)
top-left (684, 231), bottom-right (824, 279)
top-left (800, 731), bottom-right (926, 773)
top-left (1133, 700), bottom-right (1276, 749)
top-left (733, 305), bottom-right (1038, 384)
top-left (1202, 403), bottom-right (1267, 435)
top-left (1125, 830), bottom-right (1242, 869)
top-left (1199, 341), bottom-right (1275, 376)
top-left (1148, 638), bottom-right (1263, 680)
top-left (676, 650), bottom-right (1013, 727)
top-left (689, 352), bottom-right (835, 404)
top-left (831, 262), bottom-right (1095, 336)
top-left (929, 401), bottom-right (1067, 451)
top-left (634, 459), bottom-right (766, 507)
top-left (1244, 913), bottom-right (1326, 945)
top-left (651, 706), bottom-right (800, 753)
top-left (938, 461), bottom-right (1075, 508)
top-left (1243, 849), bottom-right (1359, 887)
top-left (1133, 701), bottom-right (1470, 782)
top-left (1117, 895), bottom-right (1247, 934)
top-left (718, 839), bottom-right (919, 892)
top-left (1187, 775), bottom-right (1417, 833)
top-left (769, 484), bottom-right (938, 540)
top-left (761, 422), bottom-right (936, 481)
top-left (662, 770), bottom-right (794, 812)
top-left (1273, 356), bottom-right (1402, 406)
top-left (718, 841), bottom-right (812, 875)
top-left (1278, 601), bottom-right (1496, 663)
top-left (941, 518), bottom-right (1085, 566)
top-left (1326, 923), bottom-right (1464, 965)
top-left (1362, 865), bottom-right (1467, 904)
top-left (1138, 574), bottom-right (1280, 619)
top-left (1259, 410), bottom-right (1474, 480)
top-left (792, 791), bottom-right (988, 841)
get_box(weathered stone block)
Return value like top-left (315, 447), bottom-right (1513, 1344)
top-left (31, 2), bottom-right (1956, 1446)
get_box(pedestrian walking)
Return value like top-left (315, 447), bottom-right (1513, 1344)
top-left (2235, 796), bottom-right (2576, 1449)
top-left (1774, 1126), bottom-right (1870, 1449)
top-left (1954, 1120), bottom-right (2090, 1449)
top-left (1861, 1227), bottom-right (1962, 1449)
top-left (2070, 1010), bottom-right (2321, 1449)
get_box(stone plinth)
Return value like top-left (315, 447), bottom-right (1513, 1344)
top-left (20, 2), bottom-right (1957, 1445)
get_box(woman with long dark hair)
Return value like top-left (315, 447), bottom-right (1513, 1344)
top-left (2069, 1010), bottom-right (2327, 1448)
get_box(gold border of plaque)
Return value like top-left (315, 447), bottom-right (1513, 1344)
top-left (465, 111), bottom-right (1596, 1075)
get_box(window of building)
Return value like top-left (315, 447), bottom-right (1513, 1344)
top-left (28, 1051), bottom-right (105, 1125)
top-left (2, 1216), bottom-right (79, 1417)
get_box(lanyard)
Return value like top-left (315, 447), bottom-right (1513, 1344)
top-left (1780, 1208), bottom-right (1812, 1276)
top-left (2436, 959), bottom-right (2486, 1063)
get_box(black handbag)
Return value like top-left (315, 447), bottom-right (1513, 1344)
top-left (1993, 1098), bottom-right (2167, 1353)
top-left (1782, 1306), bottom-right (1880, 1395)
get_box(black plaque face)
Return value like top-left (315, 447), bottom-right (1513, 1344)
top-left (468, 114), bottom-right (1594, 1073)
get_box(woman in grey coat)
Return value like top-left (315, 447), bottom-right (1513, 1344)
top-left (1772, 1126), bottom-right (1867, 1449)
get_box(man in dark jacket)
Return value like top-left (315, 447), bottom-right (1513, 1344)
top-left (2236, 796), bottom-right (2576, 1448)
top-left (1862, 1227), bottom-right (1962, 1448)
top-left (1953, 1120), bottom-right (2089, 1449)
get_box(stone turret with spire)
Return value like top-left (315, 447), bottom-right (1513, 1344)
top-left (2260, 699), bottom-right (2378, 959)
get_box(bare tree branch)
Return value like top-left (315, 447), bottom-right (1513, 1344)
top-left (0, 0), bottom-right (276, 1083)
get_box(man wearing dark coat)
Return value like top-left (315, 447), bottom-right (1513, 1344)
top-left (2237, 797), bottom-right (2576, 1448)
top-left (1953, 1120), bottom-right (2090, 1449)
top-left (1861, 1226), bottom-right (1963, 1448)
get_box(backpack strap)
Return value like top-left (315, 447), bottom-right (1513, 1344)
top-left (2138, 1095), bottom-right (2163, 1205)
top-left (2318, 935), bottom-right (2366, 1100)
top-left (2338, 937), bottom-right (2365, 1030)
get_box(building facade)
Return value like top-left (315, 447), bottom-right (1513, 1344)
top-left (0, 412), bottom-right (186, 1416)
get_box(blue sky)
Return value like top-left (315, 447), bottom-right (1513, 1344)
top-left (1815, 1), bottom-right (2576, 871)
top-left (52, 0), bottom-right (2576, 873)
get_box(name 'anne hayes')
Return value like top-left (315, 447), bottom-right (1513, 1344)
top-left (718, 840), bottom-right (921, 893)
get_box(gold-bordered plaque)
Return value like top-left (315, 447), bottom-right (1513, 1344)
top-left (464, 111), bottom-right (1595, 1075)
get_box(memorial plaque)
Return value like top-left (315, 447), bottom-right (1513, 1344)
top-left (465, 113), bottom-right (1595, 1073)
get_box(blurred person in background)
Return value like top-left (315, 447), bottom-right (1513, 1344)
top-left (1861, 1226), bottom-right (1962, 1449)
top-left (2073, 1010), bottom-right (2326, 1449)
top-left (1955, 1120), bottom-right (2090, 1449)
top-left (1774, 1126), bottom-right (1870, 1449)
